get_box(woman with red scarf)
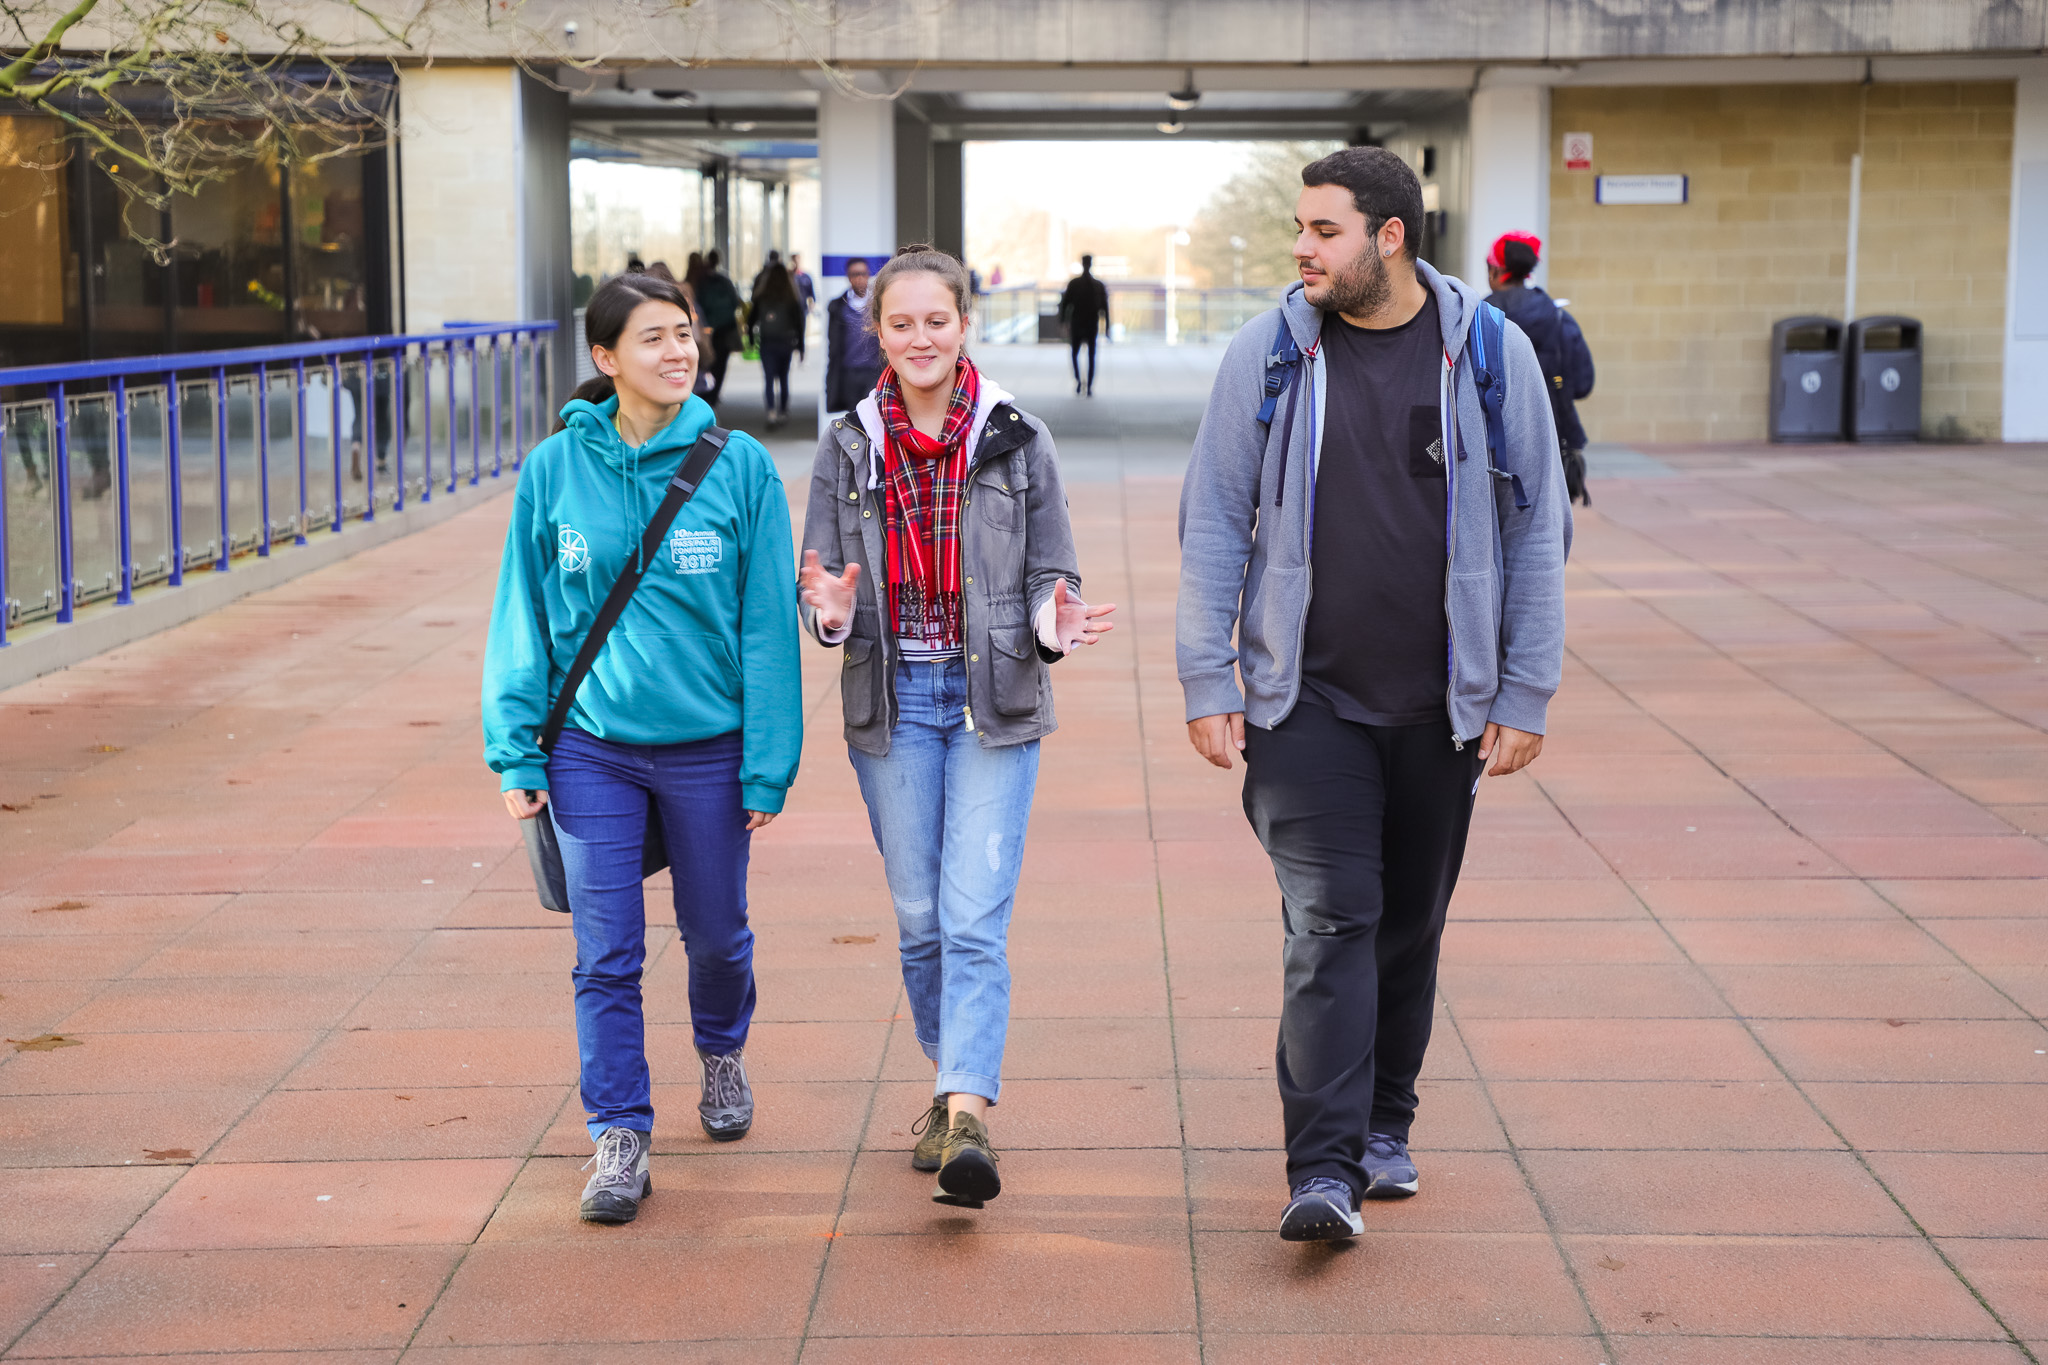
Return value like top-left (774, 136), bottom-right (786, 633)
top-left (798, 246), bottom-right (1114, 1209)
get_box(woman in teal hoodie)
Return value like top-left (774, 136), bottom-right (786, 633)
top-left (482, 272), bottom-right (801, 1225)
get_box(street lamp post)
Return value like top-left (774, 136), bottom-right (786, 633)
top-left (1165, 228), bottom-right (1191, 346)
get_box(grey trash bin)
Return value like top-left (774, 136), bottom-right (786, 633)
top-left (1846, 316), bottom-right (1922, 443)
top-left (1768, 316), bottom-right (1844, 442)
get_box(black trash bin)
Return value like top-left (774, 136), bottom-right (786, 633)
top-left (1768, 316), bottom-right (1845, 442)
top-left (1846, 315), bottom-right (1922, 443)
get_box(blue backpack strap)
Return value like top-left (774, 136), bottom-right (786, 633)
top-left (1255, 313), bottom-right (1301, 425)
top-left (1466, 302), bottom-right (1529, 512)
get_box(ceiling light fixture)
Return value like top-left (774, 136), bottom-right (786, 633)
top-left (1167, 69), bottom-right (1201, 112)
top-left (730, 120), bottom-right (758, 133)
top-left (1156, 120), bottom-right (1185, 135)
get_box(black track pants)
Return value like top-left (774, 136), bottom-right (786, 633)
top-left (1241, 700), bottom-right (1484, 1200)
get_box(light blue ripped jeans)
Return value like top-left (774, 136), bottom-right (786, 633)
top-left (849, 657), bottom-right (1040, 1104)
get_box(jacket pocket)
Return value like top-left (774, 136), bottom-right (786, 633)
top-left (988, 624), bottom-right (1040, 717)
top-left (840, 636), bottom-right (880, 728)
top-left (1448, 570), bottom-right (1502, 699)
top-left (973, 468), bottom-right (1024, 531)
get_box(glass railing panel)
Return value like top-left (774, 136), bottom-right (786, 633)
top-left (65, 392), bottom-right (120, 604)
top-left (423, 347), bottom-right (448, 494)
top-left (301, 364), bottom-right (343, 531)
top-left (493, 340), bottom-right (515, 473)
top-left (126, 385), bottom-right (173, 589)
top-left (534, 335), bottom-right (553, 446)
top-left (338, 359), bottom-right (369, 520)
top-left (264, 370), bottom-right (300, 544)
top-left (176, 379), bottom-right (219, 569)
top-left (403, 349), bottom-right (429, 501)
top-left (371, 356), bottom-right (398, 511)
top-left (450, 343), bottom-right (475, 486)
top-left (3, 399), bottom-right (59, 625)
top-left (224, 376), bottom-right (262, 554)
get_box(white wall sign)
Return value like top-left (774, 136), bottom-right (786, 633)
top-left (1563, 131), bottom-right (1593, 171)
top-left (1596, 174), bottom-right (1688, 205)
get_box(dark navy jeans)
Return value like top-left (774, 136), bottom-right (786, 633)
top-left (547, 726), bottom-right (756, 1138)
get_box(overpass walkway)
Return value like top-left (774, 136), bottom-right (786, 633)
top-left (3, 344), bottom-right (2046, 1362)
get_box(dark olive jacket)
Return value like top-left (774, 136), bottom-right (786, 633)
top-left (799, 380), bottom-right (1081, 756)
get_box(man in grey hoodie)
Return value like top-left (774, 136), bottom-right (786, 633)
top-left (1177, 147), bottom-right (1571, 1243)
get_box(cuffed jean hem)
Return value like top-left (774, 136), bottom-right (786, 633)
top-left (938, 1070), bottom-right (1002, 1104)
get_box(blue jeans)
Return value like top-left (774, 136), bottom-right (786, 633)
top-left (849, 658), bottom-right (1039, 1103)
top-left (547, 726), bottom-right (755, 1137)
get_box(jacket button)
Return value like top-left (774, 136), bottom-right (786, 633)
top-left (964, 576), bottom-right (972, 584)
top-left (971, 654), bottom-right (979, 662)
top-left (848, 492), bottom-right (857, 501)
top-left (1008, 413), bottom-right (1018, 421)
top-left (862, 509), bottom-right (871, 518)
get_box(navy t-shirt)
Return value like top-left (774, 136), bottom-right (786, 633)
top-left (1299, 295), bottom-right (1449, 727)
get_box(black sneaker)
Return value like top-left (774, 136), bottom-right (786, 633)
top-left (697, 1047), bottom-right (753, 1141)
top-left (910, 1097), bottom-right (948, 1172)
top-left (579, 1126), bottom-right (651, 1224)
top-left (1279, 1176), bottom-right (1363, 1242)
top-left (1362, 1132), bottom-right (1420, 1199)
top-left (932, 1111), bottom-right (1001, 1208)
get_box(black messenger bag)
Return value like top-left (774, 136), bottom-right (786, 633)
top-left (521, 426), bottom-right (729, 912)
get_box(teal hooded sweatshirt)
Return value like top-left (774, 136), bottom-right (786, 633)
top-left (482, 393), bottom-right (801, 813)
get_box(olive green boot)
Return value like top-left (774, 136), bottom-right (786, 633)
top-left (910, 1097), bottom-right (948, 1172)
top-left (932, 1111), bottom-right (1001, 1208)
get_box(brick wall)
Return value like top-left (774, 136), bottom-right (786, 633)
top-left (1547, 82), bottom-right (2013, 444)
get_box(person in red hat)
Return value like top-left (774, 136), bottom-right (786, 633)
top-left (1485, 233), bottom-right (1595, 505)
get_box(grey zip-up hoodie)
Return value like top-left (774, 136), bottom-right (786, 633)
top-left (1176, 261), bottom-right (1571, 745)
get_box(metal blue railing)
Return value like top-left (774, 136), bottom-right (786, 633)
top-left (0, 321), bottom-right (557, 647)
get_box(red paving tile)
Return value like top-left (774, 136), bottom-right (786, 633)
top-left (6, 445), bottom-right (2048, 1358)
top-left (10, 1246), bottom-right (462, 1355)
top-left (118, 1158), bottom-right (520, 1249)
top-left (1563, 1234), bottom-right (2003, 1340)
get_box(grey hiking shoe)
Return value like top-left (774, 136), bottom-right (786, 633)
top-left (579, 1126), bottom-right (651, 1224)
top-left (697, 1047), bottom-right (753, 1141)
top-left (932, 1111), bottom-right (1001, 1208)
top-left (910, 1097), bottom-right (948, 1172)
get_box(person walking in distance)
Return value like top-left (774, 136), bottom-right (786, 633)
top-left (749, 262), bottom-right (807, 431)
top-left (1177, 148), bottom-right (1569, 1242)
top-left (1485, 232), bottom-right (1596, 506)
top-left (797, 247), bottom-right (1115, 1209)
top-left (482, 272), bottom-right (803, 1225)
top-left (695, 251), bottom-right (743, 406)
top-left (1057, 254), bottom-right (1111, 396)
top-left (825, 258), bottom-right (885, 415)
top-left (790, 254), bottom-right (818, 359)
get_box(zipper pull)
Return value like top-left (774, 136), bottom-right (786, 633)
top-left (1452, 734), bottom-right (1465, 751)
top-left (962, 704), bottom-right (976, 733)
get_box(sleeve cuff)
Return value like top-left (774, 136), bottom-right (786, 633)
top-left (741, 782), bottom-right (787, 815)
top-left (499, 765), bottom-right (549, 794)
top-left (1180, 669), bottom-right (1246, 723)
top-left (1031, 591), bottom-right (1074, 655)
top-left (818, 618), bottom-right (852, 645)
top-left (1486, 678), bottom-right (1553, 736)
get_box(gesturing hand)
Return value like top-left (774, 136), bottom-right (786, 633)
top-left (1052, 578), bottom-right (1116, 652)
top-left (800, 549), bottom-right (862, 632)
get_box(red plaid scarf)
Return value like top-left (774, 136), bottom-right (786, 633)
top-left (875, 357), bottom-right (981, 650)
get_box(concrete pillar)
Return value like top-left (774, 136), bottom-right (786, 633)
top-left (2006, 76), bottom-right (2048, 442)
top-left (397, 66), bottom-right (523, 328)
top-left (1466, 81), bottom-right (1550, 290)
top-left (933, 141), bottom-right (965, 261)
top-left (820, 91), bottom-right (896, 282)
top-left (895, 108), bottom-right (933, 249)
top-left (818, 90), bottom-right (895, 425)
top-left (515, 70), bottom-right (573, 402)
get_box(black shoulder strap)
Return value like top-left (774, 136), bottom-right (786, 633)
top-left (538, 426), bottom-right (730, 754)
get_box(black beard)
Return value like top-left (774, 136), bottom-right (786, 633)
top-left (1317, 245), bottom-right (1391, 317)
